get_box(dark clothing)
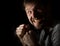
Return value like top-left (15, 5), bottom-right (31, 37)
top-left (35, 24), bottom-right (60, 46)
top-left (19, 23), bottom-right (60, 46)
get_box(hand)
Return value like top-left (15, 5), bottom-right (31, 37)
top-left (16, 24), bottom-right (33, 46)
top-left (16, 24), bottom-right (29, 38)
top-left (22, 31), bottom-right (36, 46)
top-left (16, 24), bottom-right (39, 46)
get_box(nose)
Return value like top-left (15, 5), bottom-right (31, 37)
top-left (30, 10), bottom-right (38, 18)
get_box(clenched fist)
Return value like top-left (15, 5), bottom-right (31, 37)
top-left (16, 24), bottom-right (30, 38)
top-left (16, 24), bottom-right (39, 46)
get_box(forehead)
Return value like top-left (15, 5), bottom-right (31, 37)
top-left (24, 3), bottom-right (44, 11)
top-left (25, 4), bottom-right (35, 10)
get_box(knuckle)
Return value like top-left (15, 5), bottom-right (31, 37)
top-left (20, 24), bottom-right (25, 27)
top-left (16, 27), bottom-right (19, 30)
top-left (16, 31), bottom-right (21, 35)
top-left (16, 29), bottom-right (22, 33)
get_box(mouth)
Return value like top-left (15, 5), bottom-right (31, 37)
top-left (31, 17), bottom-right (38, 22)
top-left (31, 18), bottom-right (43, 29)
top-left (31, 17), bottom-right (45, 26)
top-left (32, 18), bottom-right (42, 23)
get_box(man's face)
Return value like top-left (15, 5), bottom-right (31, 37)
top-left (25, 4), bottom-right (47, 29)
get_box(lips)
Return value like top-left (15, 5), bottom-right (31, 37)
top-left (32, 18), bottom-right (41, 22)
top-left (31, 18), bottom-right (39, 22)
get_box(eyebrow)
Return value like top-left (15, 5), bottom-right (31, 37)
top-left (25, 8), bottom-right (34, 11)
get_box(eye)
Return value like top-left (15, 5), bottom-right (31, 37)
top-left (27, 10), bottom-right (32, 14)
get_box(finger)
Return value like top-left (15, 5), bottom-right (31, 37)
top-left (16, 29), bottom-right (24, 38)
top-left (20, 24), bottom-right (30, 29)
top-left (17, 26), bottom-right (23, 30)
top-left (16, 30), bottom-right (22, 35)
top-left (16, 28), bottom-right (26, 38)
top-left (17, 24), bottom-right (26, 30)
top-left (16, 27), bottom-right (22, 33)
top-left (19, 24), bottom-right (25, 28)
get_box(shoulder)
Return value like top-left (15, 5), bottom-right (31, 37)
top-left (54, 24), bottom-right (60, 31)
top-left (51, 23), bottom-right (60, 46)
top-left (52, 24), bottom-right (60, 35)
top-left (52, 23), bottom-right (60, 38)
top-left (52, 23), bottom-right (60, 36)
top-left (52, 20), bottom-right (60, 31)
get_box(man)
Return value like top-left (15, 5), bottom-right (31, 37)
top-left (16, 0), bottom-right (60, 46)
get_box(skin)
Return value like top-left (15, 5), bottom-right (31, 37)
top-left (24, 3), bottom-right (46, 29)
top-left (16, 3), bottom-right (48, 46)
top-left (16, 24), bottom-right (38, 46)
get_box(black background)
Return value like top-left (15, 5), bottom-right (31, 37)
top-left (1, 0), bottom-right (60, 46)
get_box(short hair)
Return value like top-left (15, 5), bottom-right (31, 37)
top-left (23, 0), bottom-right (52, 23)
top-left (23, 0), bottom-right (49, 9)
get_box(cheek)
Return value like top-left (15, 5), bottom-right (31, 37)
top-left (27, 15), bottom-right (31, 22)
top-left (26, 13), bottom-right (33, 23)
top-left (27, 15), bottom-right (33, 23)
top-left (26, 14), bottom-right (31, 20)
